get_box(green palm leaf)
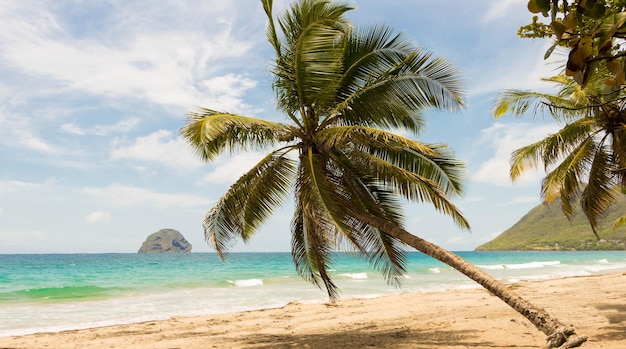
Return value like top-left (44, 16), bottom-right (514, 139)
top-left (183, 0), bottom-right (470, 302)
top-left (327, 154), bottom-right (408, 285)
top-left (540, 137), bottom-right (595, 215)
top-left (327, 37), bottom-right (464, 131)
top-left (613, 214), bottom-right (626, 229)
top-left (181, 108), bottom-right (292, 161)
top-left (495, 69), bottom-right (626, 236)
top-left (205, 150), bottom-right (297, 258)
top-left (261, 0), bottom-right (281, 57)
top-left (272, 0), bottom-right (352, 117)
top-left (581, 143), bottom-right (619, 238)
top-left (318, 126), bottom-right (465, 196)
top-left (292, 154), bottom-right (341, 298)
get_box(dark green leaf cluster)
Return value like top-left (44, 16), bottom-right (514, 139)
top-left (520, 1), bottom-right (626, 86)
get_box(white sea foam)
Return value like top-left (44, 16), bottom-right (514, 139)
top-left (478, 264), bottom-right (505, 270)
top-left (339, 272), bottom-right (368, 280)
top-left (428, 267), bottom-right (441, 273)
top-left (232, 279), bottom-right (263, 287)
top-left (584, 262), bottom-right (626, 273)
top-left (479, 260), bottom-right (561, 270)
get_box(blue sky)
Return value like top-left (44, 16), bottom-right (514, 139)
top-left (1, 0), bottom-right (564, 253)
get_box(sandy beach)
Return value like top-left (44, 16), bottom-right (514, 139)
top-left (1, 272), bottom-right (624, 349)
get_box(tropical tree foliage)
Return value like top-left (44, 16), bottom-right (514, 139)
top-left (182, 0), bottom-right (586, 347)
top-left (184, 0), bottom-right (467, 299)
top-left (494, 70), bottom-right (626, 236)
top-left (520, 0), bottom-right (626, 86)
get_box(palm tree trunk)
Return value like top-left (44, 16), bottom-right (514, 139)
top-left (384, 225), bottom-right (588, 348)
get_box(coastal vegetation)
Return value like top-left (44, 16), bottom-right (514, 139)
top-left (477, 195), bottom-right (626, 251)
top-left (494, 72), bottom-right (626, 242)
top-left (495, 1), bottom-right (626, 245)
top-left (181, 0), bottom-right (586, 347)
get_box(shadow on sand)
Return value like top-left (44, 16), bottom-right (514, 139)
top-left (594, 303), bottom-right (626, 342)
top-left (237, 326), bottom-right (534, 348)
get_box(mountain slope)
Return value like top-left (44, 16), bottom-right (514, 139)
top-left (476, 195), bottom-right (626, 251)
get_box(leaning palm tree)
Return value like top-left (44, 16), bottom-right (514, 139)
top-left (493, 72), bottom-right (626, 237)
top-left (181, 0), bottom-right (586, 347)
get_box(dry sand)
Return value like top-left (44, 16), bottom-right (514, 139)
top-left (1, 272), bottom-right (624, 348)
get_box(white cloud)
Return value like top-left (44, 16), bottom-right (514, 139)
top-left (0, 180), bottom-right (42, 195)
top-left (482, 0), bottom-right (524, 22)
top-left (0, 2), bottom-right (262, 112)
top-left (463, 0), bottom-right (565, 97)
top-left (85, 211), bottom-right (111, 223)
top-left (0, 107), bottom-right (55, 153)
top-left (468, 40), bottom-right (562, 97)
top-left (202, 152), bottom-right (268, 184)
top-left (446, 235), bottom-right (467, 245)
top-left (61, 118), bottom-right (139, 136)
top-left (499, 196), bottom-right (540, 206)
top-left (199, 73), bottom-right (259, 113)
top-left (472, 122), bottom-right (559, 187)
top-left (110, 130), bottom-right (203, 169)
top-left (82, 183), bottom-right (212, 208)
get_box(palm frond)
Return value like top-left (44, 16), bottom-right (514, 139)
top-left (317, 126), bottom-right (465, 196)
top-left (291, 156), bottom-right (341, 299)
top-left (540, 137), bottom-right (596, 218)
top-left (292, 145), bottom-right (408, 295)
top-left (180, 108), bottom-right (292, 161)
top-left (493, 90), bottom-right (581, 122)
top-left (326, 24), bottom-right (423, 132)
top-left (581, 144), bottom-right (619, 238)
top-left (611, 125), bottom-right (626, 188)
top-left (367, 152), bottom-right (469, 229)
top-left (272, 0), bottom-right (352, 116)
top-left (509, 118), bottom-right (596, 182)
top-left (326, 151), bottom-right (408, 285)
top-left (205, 149), bottom-right (297, 259)
top-left (277, 0), bottom-right (352, 46)
top-left (261, 0), bottom-right (281, 57)
top-left (316, 126), bottom-right (468, 229)
top-left (328, 42), bottom-right (464, 131)
top-left (613, 214), bottom-right (626, 229)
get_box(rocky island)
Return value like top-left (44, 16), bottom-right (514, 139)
top-left (138, 229), bottom-right (192, 253)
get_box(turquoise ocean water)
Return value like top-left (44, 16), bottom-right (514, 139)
top-left (1, 251), bottom-right (626, 337)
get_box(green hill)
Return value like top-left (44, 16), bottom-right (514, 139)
top-left (476, 195), bottom-right (626, 251)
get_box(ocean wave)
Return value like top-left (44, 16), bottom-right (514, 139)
top-left (505, 261), bottom-right (561, 269)
top-left (339, 272), bottom-right (368, 280)
top-left (428, 267), bottom-right (441, 274)
top-left (478, 264), bottom-right (505, 270)
top-left (229, 279), bottom-right (263, 287)
top-left (583, 262), bottom-right (626, 273)
top-left (0, 285), bottom-right (124, 302)
top-left (479, 261), bottom-right (561, 270)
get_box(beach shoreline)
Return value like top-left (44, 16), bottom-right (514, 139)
top-left (1, 272), bottom-right (624, 348)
